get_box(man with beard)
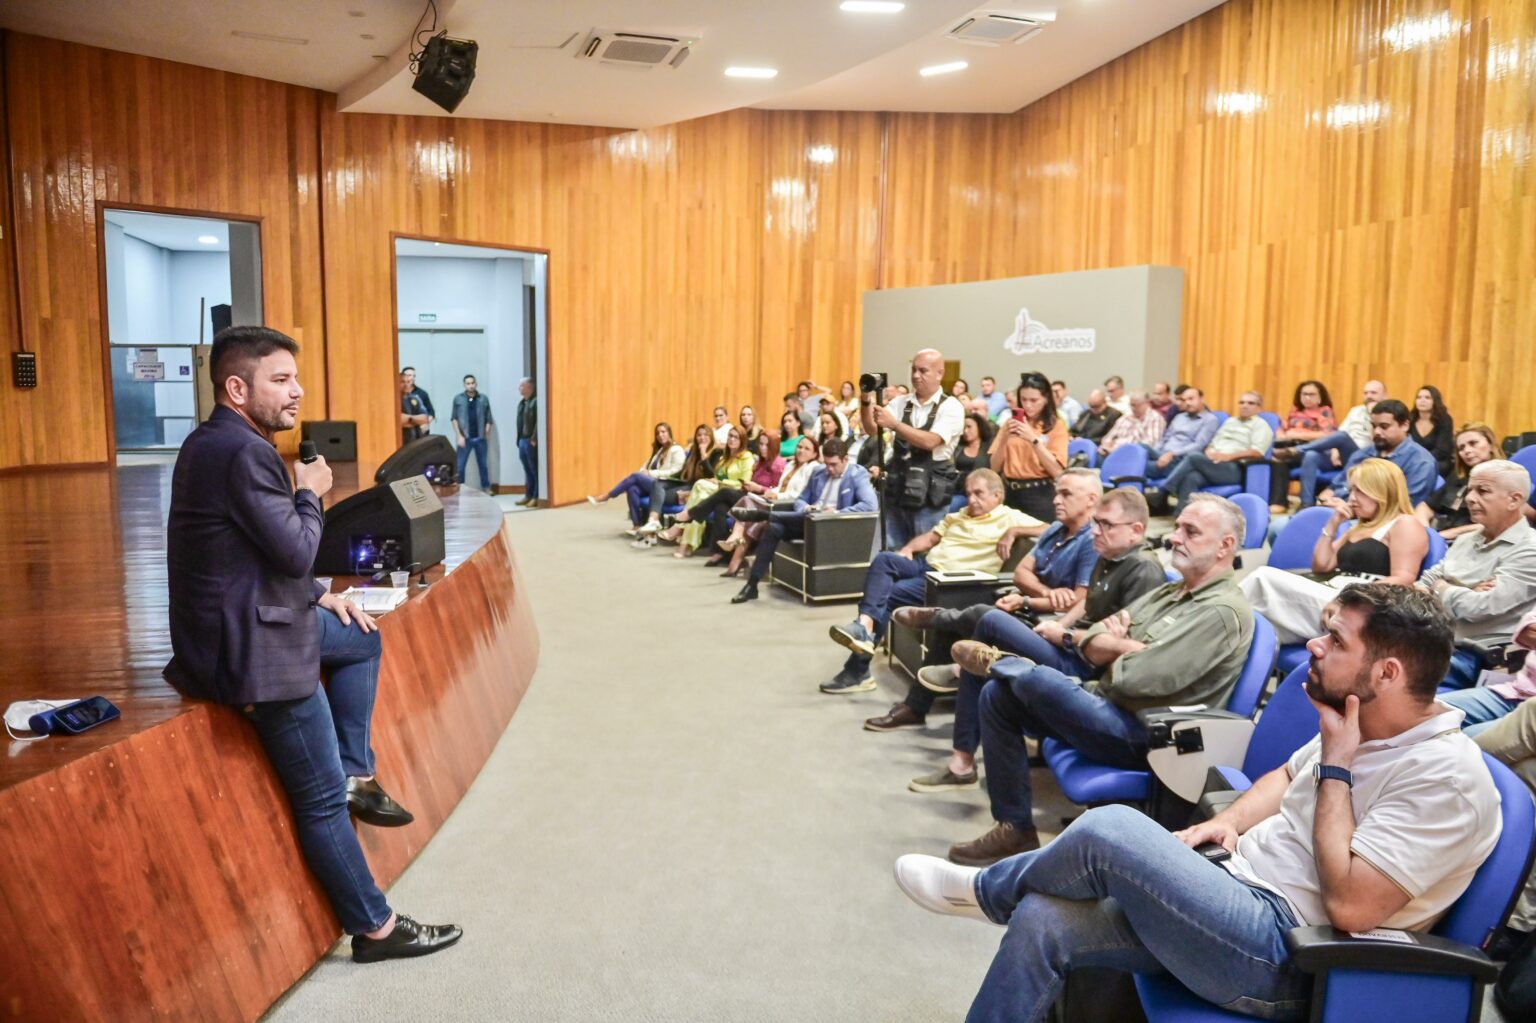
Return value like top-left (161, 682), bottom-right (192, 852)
top-left (943, 493), bottom-right (1254, 866)
top-left (165, 327), bottom-right (461, 963)
top-left (894, 584), bottom-right (1501, 1023)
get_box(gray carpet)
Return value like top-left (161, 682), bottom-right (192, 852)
top-left (264, 501), bottom-right (1083, 1021)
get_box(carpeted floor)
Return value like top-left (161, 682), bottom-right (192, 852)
top-left (264, 501), bottom-right (1086, 1021)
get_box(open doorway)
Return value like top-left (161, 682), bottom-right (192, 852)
top-left (392, 238), bottom-right (549, 503)
top-left (99, 208), bottom-right (262, 455)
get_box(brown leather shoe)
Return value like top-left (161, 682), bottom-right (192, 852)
top-left (863, 703), bottom-right (925, 732)
top-left (892, 606), bottom-right (941, 630)
top-left (948, 821), bottom-right (1041, 866)
top-left (951, 640), bottom-right (1005, 679)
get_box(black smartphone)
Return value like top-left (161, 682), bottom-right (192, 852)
top-left (51, 696), bottom-right (122, 735)
top-left (1195, 842), bottom-right (1232, 863)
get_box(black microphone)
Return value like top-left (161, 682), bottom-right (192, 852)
top-left (300, 440), bottom-right (318, 464)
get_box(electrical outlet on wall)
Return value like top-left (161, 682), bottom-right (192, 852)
top-left (13, 352), bottom-right (37, 388)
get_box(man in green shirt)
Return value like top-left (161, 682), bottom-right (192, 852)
top-left (947, 493), bottom-right (1254, 866)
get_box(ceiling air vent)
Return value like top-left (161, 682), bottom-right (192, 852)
top-left (575, 31), bottom-right (694, 69)
top-left (947, 13), bottom-right (1047, 46)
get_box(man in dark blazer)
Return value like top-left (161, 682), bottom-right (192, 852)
top-left (164, 326), bottom-right (460, 963)
top-left (730, 437), bottom-right (879, 604)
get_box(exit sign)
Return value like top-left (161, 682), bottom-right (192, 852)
top-left (417, 313), bottom-right (437, 323)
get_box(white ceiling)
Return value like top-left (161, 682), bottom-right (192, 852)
top-left (104, 210), bottom-right (232, 252)
top-left (2, 1), bottom-right (1229, 129)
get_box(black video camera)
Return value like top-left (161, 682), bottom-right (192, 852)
top-left (859, 372), bottom-right (888, 395)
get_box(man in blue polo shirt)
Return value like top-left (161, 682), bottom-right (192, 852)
top-left (1321, 399), bottom-right (1439, 507)
top-left (862, 469), bottom-right (1100, 731)
top-left (1146, 386), bottom-right (1220, 482)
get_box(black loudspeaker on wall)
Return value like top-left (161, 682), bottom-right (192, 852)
top-left (376, 434), bottom-right (457, 486)
top-left (210, 304), bottom-right (233, 337)
top-left (412, 35), bottom-right (478, 113)
top-left (301, 420), bottom-right (358, 462)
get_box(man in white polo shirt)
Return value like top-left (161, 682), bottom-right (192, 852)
top-left (894, 583), bottom-right (1501, 1021)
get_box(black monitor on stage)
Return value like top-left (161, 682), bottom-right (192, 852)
top-left (314, 475), bottom-right (445, 576)
top-left (376, 434), bottom-right (457, 486)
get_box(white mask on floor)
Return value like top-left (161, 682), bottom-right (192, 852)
top-left (4, 699), bottom-right (79, 741)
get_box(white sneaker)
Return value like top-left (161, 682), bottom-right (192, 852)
top-left (586, 496), bottom-right (600, 505)
top-left (630, 536), bottom-right (657, 549)
top-left (623, 527), bottom-right (640, 538)
top-left (637, 519), bottom-right (663, 535)
top-left (893, 854), bottom-right (991, 923)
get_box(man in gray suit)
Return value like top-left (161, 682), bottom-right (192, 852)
top-left (165, 326), bottom-right (460, 963)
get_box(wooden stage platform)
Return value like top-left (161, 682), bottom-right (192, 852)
top-left (0, 462), bottom-right (539, 1021)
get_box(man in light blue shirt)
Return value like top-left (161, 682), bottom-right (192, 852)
top-left (1146, 386), bottom-right (1220, 481)
top-left (1052, 380), bottom-right (1084, 429)
top-left (1324, 399), bottom-right (1440, 507)
top-left (981, 376), bottom-right (1009, 422)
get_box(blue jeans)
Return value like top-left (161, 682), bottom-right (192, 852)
top-left (970, 805), bottom-right (1308, 1022)
top-left (457, 436), bottom-right (490, 489)
top-left (1440, 686), bottom-right (1520, 737)
top-left (1297, 433), bottom-right (1357, 507)
top-left (1165, 452), bottom-right (1244, 504)
top-left (980, 661), bottom-right (1146, 829)
top-left (953, 611), bottom-right (1094, 754)
top-left (845, 552), bottom-right (929, 675)
top-left (1442, 647), bottom-right (1482, 690)
top-left (884, 502), bottom-right (947, 552)
top-left (517, 437), bottom-right (537, 499)
top-left (1139, 445), bottom-right (1186, 481)
top-left (607, 471), bottom-right (656, 525)
top-left (240, 608), bottom-right (389, 934)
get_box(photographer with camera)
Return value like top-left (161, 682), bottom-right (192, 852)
top-left (860, 349), bottom-right (965, 550)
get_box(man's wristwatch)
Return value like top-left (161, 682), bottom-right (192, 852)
top-left (1312, 763), bottom-right (1353, 789)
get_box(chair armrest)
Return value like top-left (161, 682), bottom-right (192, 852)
top-left (1139, 709), bottom-right (1255, 803)
top-left (1284, 927), bottom-right (1500, 983)
top-left (1454, 639), bottom-right (1511, 671)
top-left (1107, 474), bottom-right (1147, 487)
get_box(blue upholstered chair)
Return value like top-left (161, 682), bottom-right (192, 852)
top-left (1133, 751), bottom-right (1536, 1023)
top-left (1195, 412), bottom-right (1283, 504)
top-left (1229, 493), bottom-right (1269, 550)
top-left (1266, 507), bottom-right (1337, 571)
top-left (1100, 444), bottom-right (1150, 491)
top-left (1068, 437), bottom-right (1099, 468)
top-left (1041, 613), bottom-right (1278, 807)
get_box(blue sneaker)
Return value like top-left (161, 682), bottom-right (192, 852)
top-left (820, 670), bottom-right (875, 695)
top-left (829, 620), bottom-right (876, 658)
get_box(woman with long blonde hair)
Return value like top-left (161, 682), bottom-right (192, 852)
top-left (1240, 458), bottom-right (1429, 645)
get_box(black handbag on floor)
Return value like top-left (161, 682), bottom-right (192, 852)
top-left (1496, 927), bottom-right (1536, 1017)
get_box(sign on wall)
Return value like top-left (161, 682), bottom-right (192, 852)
top-left (1002, 307), bottom-right (1096, 355)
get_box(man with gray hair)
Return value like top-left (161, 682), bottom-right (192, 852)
top-left (1419, 459), bottom-right (1536, 694)
top-left (822, 469), bottom-right (1040, 694)
top-left (1161, 390), bottom-right (1275, 506)
top-left (1095, 387), bottom-right (1165, 456)
top-left (945, 493), bottom-right (1254, 865)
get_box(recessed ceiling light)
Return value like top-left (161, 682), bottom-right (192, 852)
top-left (197, 235), bottom-right (219, 245)
top-left (230, 30), bottom-right (309, 45)
top-left (724, 66), bottom-right (778, 79)
top-left (920, 61), bottom-right (968, 77)
top-left (840, 1), bottom-right (905, 12)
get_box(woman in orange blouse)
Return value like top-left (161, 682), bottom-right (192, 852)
top-left (988, 371), bottom-right (1069, 521)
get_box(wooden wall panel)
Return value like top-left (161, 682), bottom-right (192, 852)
top-left (4, 0), bottom-right (1534, 485)
top-left (878, 0), bottom-right (1536, 431)
top-left (0, 34), bottom-right (327, 467)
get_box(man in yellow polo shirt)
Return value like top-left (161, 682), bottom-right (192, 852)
top-left (822, 469), bottom-right (1043, 694)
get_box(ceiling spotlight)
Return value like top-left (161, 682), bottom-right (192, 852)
top-left (920, 61), bottom-right (968, 77)
top-left (197, 235), bottom-right (219, 244)
top-left (840, 1), bottom-right (905, 12)
top-left (724, 66), bottom-right (778, 79)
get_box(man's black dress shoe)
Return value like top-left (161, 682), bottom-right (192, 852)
top-left (346, 777), bottom-right (415, 827)
top-left (731, 581), bottom-right (759, 603)
top-left (731, 507), bottom-right (769, 522)
top-left (351, 915), bottom-right (463, 963)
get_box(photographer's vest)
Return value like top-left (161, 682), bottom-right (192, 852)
top-left (887, 394), bottom-right (958, 509)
